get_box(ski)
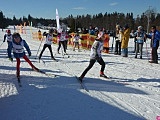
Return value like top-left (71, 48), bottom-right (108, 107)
top-left (75, 76), bottom-right (89, 92)
top-left (39, 59), bottom-right (45, 64)
top-left (39, 70), bottom-right (58, 78)
top-left (31, 68), bottom-right (57, 78)
top-left (38, 58), bottom-right (58, 63)
top-left (52, 58), bottom-right (59, 62)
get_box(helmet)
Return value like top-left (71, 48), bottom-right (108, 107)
top-left (7, 29), bottom-right (11, 33)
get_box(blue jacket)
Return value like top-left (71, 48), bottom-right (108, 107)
top-left (8, 37), bottom-right (31, 58)
top-left (148, 30), bottom-right (160, 48)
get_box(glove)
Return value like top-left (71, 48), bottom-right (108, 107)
top-left (29, 53), bottom-right (31, 57)
top-left (9, 58), bottom-right (13, 62)
top-left (3, 40), bottom-right (5, 42)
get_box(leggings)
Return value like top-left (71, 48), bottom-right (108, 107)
top-left (81, 57), bottom-right (105, 77)
top-left (16, 55), bottom-right (35, 74)
top-left (39, 44), bottom-right (54, 59)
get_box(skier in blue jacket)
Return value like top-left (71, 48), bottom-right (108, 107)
top-left (8, 32), bottom-right (39, 78)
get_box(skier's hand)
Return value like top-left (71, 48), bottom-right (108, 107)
top-left (3, 41), bottom-right (5, 42)
top-left (9, 58), bottom-right (13, 62)
top-left (29, 53), bottom-right (31, 57)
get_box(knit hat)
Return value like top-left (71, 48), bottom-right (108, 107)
top-left (138, 26), bottom-right (143, 30)
top-left (12, 32), bottom-right (20, 38)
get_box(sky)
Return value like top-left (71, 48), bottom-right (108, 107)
top-left (0, 0), bottom-right (160, 19)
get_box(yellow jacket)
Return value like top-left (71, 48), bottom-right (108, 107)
top-left (121, 28), bottom-right (130, 48)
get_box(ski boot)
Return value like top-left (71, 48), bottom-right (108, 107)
top-left (100, 72), bottom-right (109, 79)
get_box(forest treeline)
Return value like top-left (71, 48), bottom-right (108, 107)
top-left (0, 10), bottom-right (160, 32)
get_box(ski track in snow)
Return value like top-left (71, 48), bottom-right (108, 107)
top-left (0, 26), bottom-right (160, 120)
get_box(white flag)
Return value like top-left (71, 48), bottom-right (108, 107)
top-left (56, 8), bottom-right (61, 32)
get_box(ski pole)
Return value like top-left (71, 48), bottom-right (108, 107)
top-left (0, 42), bottom-right (4, 48)
top-left (145, 42), bottom-right (150, 61)
top-left (35, 40), bottom-right (43, 59)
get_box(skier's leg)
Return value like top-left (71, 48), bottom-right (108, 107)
top-left (47, 45), bottom-right (54, 59)
top-left (39, 44), bottom-right (47, 59)
top-left (23, 55), bottom-right (38, 71)
top-left (80, 59), bottom-right (96, 79)
top-left (16, 58), bottom-right (20, 77)
top-left (62, 41), bottom-right (66, 53)
top-left (97, 58), bottom-right (105, 74)
top-left (57, 41), bottom-right (61, 53)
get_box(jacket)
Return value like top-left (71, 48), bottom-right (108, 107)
top-left (90, 39), bottom-right (103, 59)
top-left (8, 37), bottom-right (31, 58)
top-left (148, 30), bottom-right (160, 48)
top-left (121, 28), bottom-right (130, 48)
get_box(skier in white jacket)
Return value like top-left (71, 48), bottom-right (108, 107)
top-left (78, 31), bottom-right (108, 82)
top-left (39, 29), bottom-right (56, 61)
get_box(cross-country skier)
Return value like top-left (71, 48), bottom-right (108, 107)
top-left (8, 32), bottom-right (39, 78)
top-left (3, 29), bottom-right (13, 55)
top-left (78, 31), bottom-right (108, 82)
top-left (39, 29), bottom-right (57, 61)
top-left (57, 30), bottom-right (68, 54)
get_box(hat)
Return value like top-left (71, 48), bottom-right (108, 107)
top-left (12, 32), bottom-right (20, 38)
top-left (124, 24), bottom-right (129, 29)
top-left (138, 26), bottom-right (143, 30)
top-left (96, 32), bottom-right (103, 39)
top-left (7, 29), bottom-right (11, 33)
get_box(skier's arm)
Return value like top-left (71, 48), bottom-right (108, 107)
top-left (93, 41), bottom-right (99, 56)
top-left (3, 34), bottom-right (6, 42)
top-left (8, 42), bottom-right (12, 58)
top-left (23, 40), bottom-right (31, 56)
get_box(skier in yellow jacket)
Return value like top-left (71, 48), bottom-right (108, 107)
top-left (121, 24), bottom-right (130, 57)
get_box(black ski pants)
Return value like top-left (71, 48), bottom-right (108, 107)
top-left (39, 44), bottom-right (54, 59)
top-left (81, 57), bottom-right (105, 77)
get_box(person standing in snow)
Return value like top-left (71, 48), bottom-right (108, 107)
top-left (114, 24), bottom-right (122, 55)
top-left (147, 25), bottom-right (160, 64)
top-left (38, 29), bottom-right (56, 61)
top-left (57, 30), bottom-right (68, 54)
top-left (121, 24), bottom-right (130, 57)
top-left (134, 26), bottom-right (146, 59)
top-left (3, 29), bottom-right (13, 55)
top-left (78, 31), bottom-right (108, 82)
top-left (8, 32), bottom-right (39, 78)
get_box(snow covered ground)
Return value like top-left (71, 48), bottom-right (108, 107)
top-left (0, 26), bottom-right (160, 120)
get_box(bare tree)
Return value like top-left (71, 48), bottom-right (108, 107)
top-left (144, 6), bottom-right (157, 33)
